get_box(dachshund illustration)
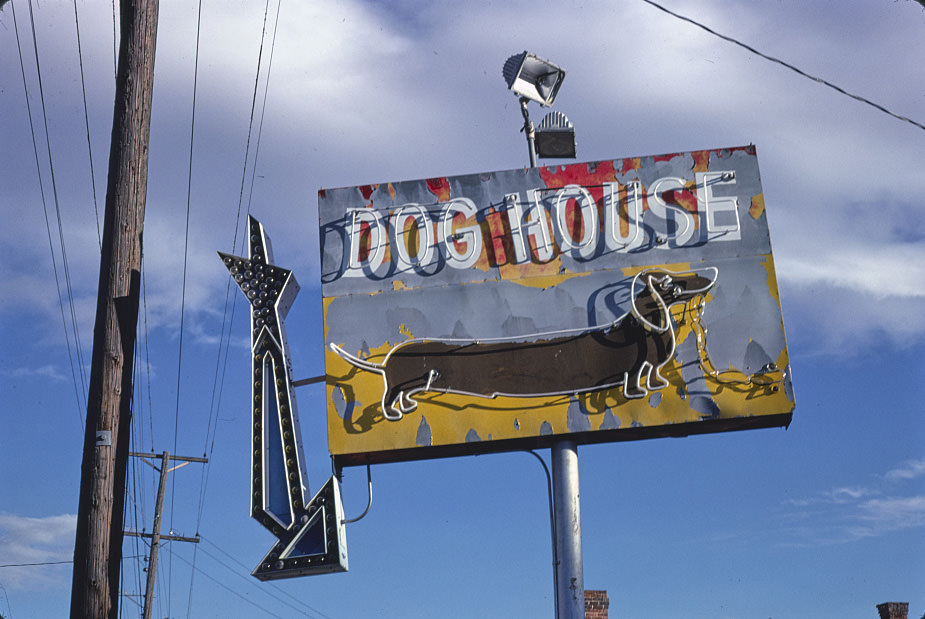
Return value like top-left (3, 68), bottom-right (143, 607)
top-left (330, 267), bottom-right (718, 420)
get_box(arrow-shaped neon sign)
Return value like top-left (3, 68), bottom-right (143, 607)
top-left (219, 216), bottom-right (347, 579)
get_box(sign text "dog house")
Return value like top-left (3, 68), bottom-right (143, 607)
top-left (336, 171), bottom-right (741, 279)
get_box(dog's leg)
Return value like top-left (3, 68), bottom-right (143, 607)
top-left (400, 391), bottom-right (418, 413)
top-left (383, 396), bottom-right (404, 421)
top-left (623, 364), bottom-right (649, 399)
top-left (648, 363), bottom-right (670, 390)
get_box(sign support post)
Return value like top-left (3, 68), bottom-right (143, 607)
top-left (552, 440), bottom-right (583, 619)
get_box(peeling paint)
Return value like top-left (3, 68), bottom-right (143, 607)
top-left (416, 415), bottom-right (432, 446)
top-left (691, 396), bottom-right (720, 419)
top-left (332, 386), bottom-right (354, 422)
top-left (598, 409), bottom-right (619, 430)
top-left (465, 429), bottom-right (481, 443)
top-left (566, 397), bottom-right (592, 432)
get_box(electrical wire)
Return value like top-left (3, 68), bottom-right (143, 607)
top-left (111, 0), bottom-right (118, 79)
top-left (169, 550), bottom-right (292, 619)
top-left (639, 0), bottom-right (925, 132)
top-left (187, 4), bottom-right (283, 615)
top-left (141, 265), bottom-right (156, 453)
top-left (0, 560), bottom-right (73, 568)
top-left (243, 0), bottom-right (282, 221)
top-left (71, 0), bottom-right (103, 249)
top-left (25, 0), bottom-right (91, 403)
top-left (167, 0), bottom-right (206, 605)
top-left (127, 312), bottom-right (153, 618)
top-left (195, 7), bottom-right (281, 557)
top-left (197, 537), bottom-right (335, 619)
top-left (176, 4), bottom-right (206, 615)
top-left (11, 0), bottom-right (86, 431)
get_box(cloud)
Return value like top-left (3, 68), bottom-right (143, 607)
top-left (0, 513), bottom-right (76, 590)
top-left (5, 0), bottom-right (925, 361)
top-left (781, 458), bottom-right (925, 546)
top-left (856, 496), bottom-right (925, 528)
top-left (824, 486), bottom-right (877, 503)
top-left (885, 459), bottom-right (925, 482)
top-left (1, 364), bottom-right (70, 382)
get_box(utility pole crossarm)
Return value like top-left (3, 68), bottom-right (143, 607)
top-left (124, 531), bottom-right (200, 544)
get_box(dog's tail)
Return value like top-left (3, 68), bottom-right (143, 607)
top-left (328, 342), bottom-right (384, 373)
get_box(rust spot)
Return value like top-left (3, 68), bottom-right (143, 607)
top-left (653, 152), bottom-right (679, 163)
top-left (661, 187), bottom-right (699, 214)
top-left (692, 150), bottom-right (710, 173)
top-left (620, 157), bottom-right (640, 175)
top-left (539, 160), bottom-right (617, 189)
top-left (426, 177), bottom-right (451, 202)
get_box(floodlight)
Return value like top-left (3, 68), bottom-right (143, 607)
top-left (535, 111), bottom-right (576, 159)
top-left (503, 51), bottom-right (566, 107)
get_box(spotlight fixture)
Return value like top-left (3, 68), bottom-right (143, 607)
top-left (535, 111), bottom-right (576, 159)
top-left (502, 51), bottom-right (575, 166)
top-left (502, 51), bottom-right (566, 107)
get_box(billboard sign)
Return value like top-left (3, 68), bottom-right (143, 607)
top-left (319, 146), bottom-right (794, 465)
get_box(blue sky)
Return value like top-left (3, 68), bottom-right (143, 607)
top-left (1, 1), bottom-right (924, 618)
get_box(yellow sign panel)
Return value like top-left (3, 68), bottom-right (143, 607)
top-left (319, 147), bottom-right (794, 465)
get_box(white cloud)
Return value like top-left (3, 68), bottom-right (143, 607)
top-left (824, 486), bottom-right (877, 504)
top-left (0, 513), bottom-right (76, 591)
top-left (885, 459), bottom-right (925, 482)
top-left (781, 458), bottom-right (925, 546)
top-left (5, 0), bottom-right (925, 359)
top-left (856, 496), bottom-right (925, 528)
top-left (2, 364), bottom-right (70, 382)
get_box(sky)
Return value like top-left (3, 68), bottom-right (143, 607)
top-left (1, 0), bottom-right (924, 618)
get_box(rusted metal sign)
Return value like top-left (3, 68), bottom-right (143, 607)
top-left (319, 146), bottom-right (794, 465)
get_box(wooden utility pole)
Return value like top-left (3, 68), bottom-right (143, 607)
top-left (123, 452), bottom-right (207, 619)
top-left (70, 1), bottom-right (159, 618)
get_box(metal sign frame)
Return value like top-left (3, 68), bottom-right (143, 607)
top-left (319, 146), bottom-right (794, 466)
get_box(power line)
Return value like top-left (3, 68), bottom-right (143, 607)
top-left (168, 551), bottom-right (291, 619)
top-left (71, 0), bottom-right (104, 249)
top-left (0, 560), bottom-right (73, 568)
top-left (639, 0), bottom-right (925, 133)
top-left (177, 4), bottom-right (206, 618)
top-left (188, 5), bottom-right (284, 615)
top-left (197, 537), bottom-right (335, 619)
top-left (11, 0), bottom-right (86, 431)
top-left (24, 0), bottom-right (91, 403)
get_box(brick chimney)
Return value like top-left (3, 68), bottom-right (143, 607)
top-left (877, 602), bottom-right (909, 619)
top-left (584, 590), bottom-right (609, 619)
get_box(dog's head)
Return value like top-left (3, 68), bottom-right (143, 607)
top-left (630, 267), bottom-right (718, 332)
top-left (642, 267), bottom-right (717, 304)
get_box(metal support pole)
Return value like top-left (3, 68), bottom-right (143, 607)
top-left (551, 439), bottom-right (583, 619)
top-left (519, 96), bottom-right (537, 167)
